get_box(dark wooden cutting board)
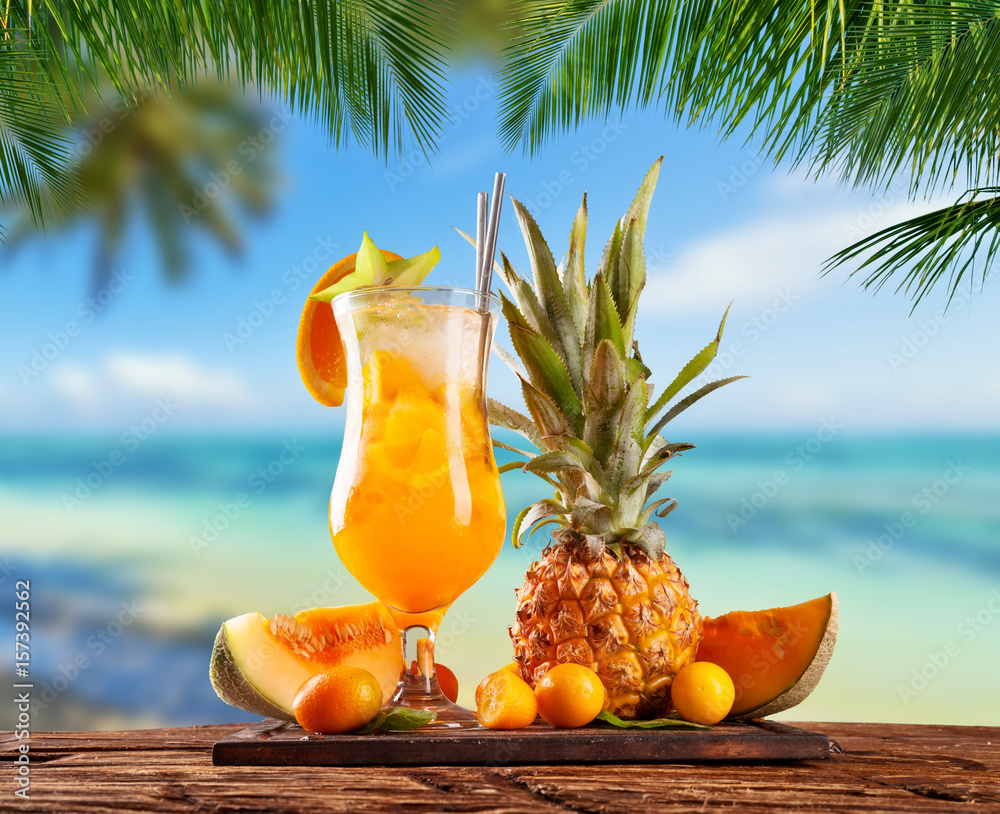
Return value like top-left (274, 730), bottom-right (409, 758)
top-left (212, 718), bottom-right (831, 766)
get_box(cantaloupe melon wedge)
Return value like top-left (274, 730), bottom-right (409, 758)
top-left (696, 592), bottom-right (838, 719)
top-left (209, 601), bottom-right (402, 721)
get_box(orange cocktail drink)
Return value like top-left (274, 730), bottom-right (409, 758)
top-left (330, 344), bottom-right (504, 612)
top-left (327, 287), bottom-right (504, 722)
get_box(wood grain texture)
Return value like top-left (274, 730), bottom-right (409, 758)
top-left (2, 722), bottom-right (998, 813)
top-left (212, 718), bottom-right (831, 766)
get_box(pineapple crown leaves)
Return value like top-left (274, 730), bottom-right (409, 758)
top-left (486, 158), bottom-right (746, 559)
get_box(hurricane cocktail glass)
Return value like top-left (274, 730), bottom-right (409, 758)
top-left (328, 286), bottom-right (504, 726)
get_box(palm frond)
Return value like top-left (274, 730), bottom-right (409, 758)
top-left (825, 189), bottom-right (1000, 310)
top-left (37, 0), bottom-right (456, 158)
top-left (0, 17), bottom-right (81, 232)
top-left (498, 0), bottom-right (1000, 305)
top-left (500, 1), bottom-right (1000, 193)
top-left (496, 0), bottom-right (847, 154)
top-left (2, 0), bottom-right (457, 237)
top-left (498, 0), bottom-right (676, 154)
top-left (5, 86), bottom-right (279, 288)
top-left (802, 2), bottom-right (1000, 194)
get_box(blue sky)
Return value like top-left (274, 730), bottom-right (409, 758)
top-left (2, 69), bottom-right (998, 435)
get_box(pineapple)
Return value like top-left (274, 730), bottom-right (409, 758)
top-left (487, 159), bottom-right (745, 719)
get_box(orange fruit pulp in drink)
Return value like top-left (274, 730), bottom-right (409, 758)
top-left (329, 308), bottom-right (505, 614)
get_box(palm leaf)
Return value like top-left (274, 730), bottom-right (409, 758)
top-left (497, 1), bottom-right (1000, 304)
top-left (38, 0), bottom-right (456, 158)
top-left (498, 0), bottom-right (674, 154)
top-left (801, 3), bottom-right (1000, 194)
top-left (0, 22), bottom-right (81, 233)
top-left (825, 190), bottom-right (1000, 310)
top-left (4, 86), bottom-right (278, 285)
top-left (3, 0), bottom-right (457, 235)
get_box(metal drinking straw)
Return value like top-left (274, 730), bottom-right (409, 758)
top-left (474, 173), bottom-right (506, 387)
top-left (475, 192), bottom-right (488, 300)
top-left (477, 172), bottom-right (506, 306)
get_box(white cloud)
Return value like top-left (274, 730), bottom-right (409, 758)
top-left (644, 209), bottom-right (853, 314)
top-left (49, 352), bottom-right (250, 413)
top-left (766, 166), bottom-right (843, 196)
top-left (51, 365), bottom-right (103, 410)
top-left (982, 373), bottom-right (1000, 400)
top-left (773, 380), bottom-right (841, 415)
top-left (104, 351), bottom-right (248, 406)
top-left (644, 186), bottom-right (947, 316)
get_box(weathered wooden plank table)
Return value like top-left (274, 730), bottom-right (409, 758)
top-left (2, 722), bottom-right (998, 812)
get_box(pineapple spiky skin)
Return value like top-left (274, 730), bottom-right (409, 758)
top-left (510, 536), bottom-right (702, 719)
top-left (485, 157), bottom-right (744, 719)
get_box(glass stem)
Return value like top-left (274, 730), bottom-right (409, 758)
top-left (416, 634), bottom-right (436, 685)
top-left (395, 625), bottom-right (444, 705)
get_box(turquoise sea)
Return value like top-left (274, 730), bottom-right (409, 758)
top-left (2, 431), bottom-right (998, 730)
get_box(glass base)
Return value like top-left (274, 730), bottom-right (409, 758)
top-left (384, 613), bottom-right (484, 729)
top-left (391, 669), bottom-right (480, 729)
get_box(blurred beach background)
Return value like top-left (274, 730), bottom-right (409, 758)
top-left (2, 65), bottom-right (998, 730)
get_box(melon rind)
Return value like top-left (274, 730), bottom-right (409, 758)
top-left (209, 604), bottom-right (404, 722)
top-left (209, 612), bottom-right (309, 721)
top-left (731, 592), bottom-right (839, 720)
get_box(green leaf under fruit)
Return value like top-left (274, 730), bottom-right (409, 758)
top-left (595, 710), bottom-right (710, 729)
top-left (354, 707), bottom-right (436, 734)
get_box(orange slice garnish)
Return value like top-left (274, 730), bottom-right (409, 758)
top-left (296, 249), bottom-right (401, 406)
